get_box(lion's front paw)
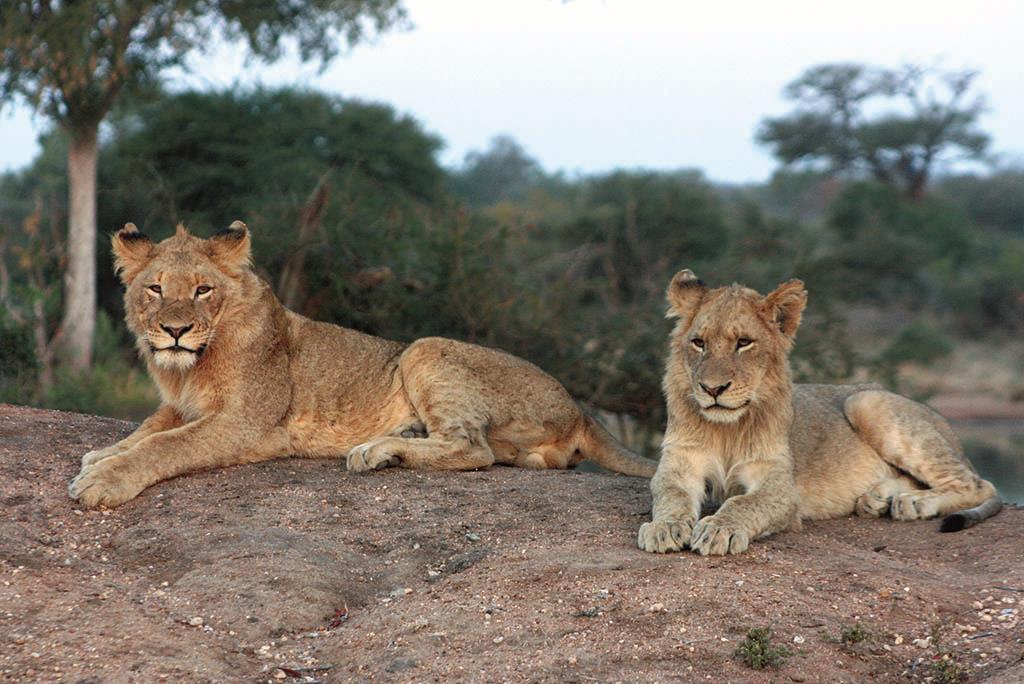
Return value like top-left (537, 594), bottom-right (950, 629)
top-left (637, 519), bottom-right (693, 554)
top-left (890, 492), bottom-right (940, 521)
top-left (80, 447), bottom-right (119, 468)
top-left (68, 458), bottom-right (145, 508)
top-left (689, 516), bottom-right (750, 556)
top-left (346, 439), bottom-right (402, 473)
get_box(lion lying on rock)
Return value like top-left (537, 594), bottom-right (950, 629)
top-left (68, 222), bottom-right (655, 508)
top-left (638, 270), bottom-right (1001, 556)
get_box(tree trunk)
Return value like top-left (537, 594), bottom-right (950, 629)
top-left (906, 171), bottom-right (928, 203)
top-left (58, 125), bottom-right (98, 370)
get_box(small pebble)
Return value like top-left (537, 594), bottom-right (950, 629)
top-left (188, 617), bottom-right (203, 627)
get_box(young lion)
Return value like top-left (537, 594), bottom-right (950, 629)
top-left (68, 222), bottom-right (655, 508)
top-left (637, 270), bottom-right (1000, 556)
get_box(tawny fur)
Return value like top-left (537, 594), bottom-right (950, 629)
top-left (638, 270), bottom-right (1000, 556)
top-left (68, 222), bottom-right (655, 509)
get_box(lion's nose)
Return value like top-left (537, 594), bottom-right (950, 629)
top-left (700, 382), bottom-right (731, 398)
top-left (160, 323), bottom-right (193, 340)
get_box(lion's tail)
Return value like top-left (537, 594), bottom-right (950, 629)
top-left (939, 495), bottom-right (1003, 532)
top-left (578, 413), bottom-right (658, 477)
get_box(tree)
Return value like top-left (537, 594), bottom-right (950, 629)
top-left (101, 86), bottom-right (444, 316)
top-left (0, 0), bottom-right (407, 369)
top-left (450, 135), bottom-right (547, 206)
top-left (757, 63), bottom-right (990, 201)
top-left (937, 170), bottom-right (1024, 235)
top-left (564, 170), bottom-right (726, 307)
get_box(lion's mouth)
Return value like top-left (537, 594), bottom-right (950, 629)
top-left (151, 343), bottom-right (206, 356)
top-left (703, 399), bottom-right (751, 412)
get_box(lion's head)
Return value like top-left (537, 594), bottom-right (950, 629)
top-left (111, 221), bottom-right (252, 371)
top-left (664, 270), bottom-right (807, 424)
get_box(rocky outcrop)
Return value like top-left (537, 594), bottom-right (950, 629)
top-left (1, 404), bottom-right (1021, 682)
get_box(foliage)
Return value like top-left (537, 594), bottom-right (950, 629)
top-left (1, 0), bottom-right (409, 369)
top-left (811, 182), bottom-right (974, 302)
top-left (1, 82), bottom-right (1021, 443)
top-left (449, 135), bottom-right (549, 207)
top-left (758, 63), bottom-right (989, 200)
top-left (42, 312), bottom-right (158, 421)
top-left (941, 237), bottom-right (1024, 335)
top-left (0, 309), bottom-right (157, 420)
top-left (938, 170), bottom-right (1024, 235)
top-left (100, 86), bottom-right (446, 316)
top-left (0, 309), bottom-right (38, 404)
top-left (0, 0), bottom-right (407, 130)
top-left (106, 86), bottom-right (444, 220)
top-left (734, 627), bottom-right (791, 669)
top-left (839, 623), bottom-right (869, 645)
top-left (879, 320), bottom-right (953, 367)
top-left (562, 170), bottom-right (726, 306)
top-left (930, 656), bottom-right (967, 684)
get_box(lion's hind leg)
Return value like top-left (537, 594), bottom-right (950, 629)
top-left (844, 390), bottom-right (998, 523)
top-left (346, 423), bottom-right (496, 473)
top-left (854, 474), bottom-right (921, 518)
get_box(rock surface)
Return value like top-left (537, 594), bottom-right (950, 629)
top-left (1, 403), bottom-right (1022, 682)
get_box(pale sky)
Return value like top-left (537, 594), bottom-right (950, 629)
top-left (1, 0), bottom-right (1022, 183)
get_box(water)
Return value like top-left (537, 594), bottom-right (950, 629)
top-left (953, 420), bottom-right (1024, 505)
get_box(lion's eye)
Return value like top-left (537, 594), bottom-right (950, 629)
top-left (691, 338), bottom-right (705, 351)
top-left (147, 284), bottom-right (162, 296)
top-left (736, 338), bottom-right (754, 350)
top-left (195, 285), bottom-right (212, 298)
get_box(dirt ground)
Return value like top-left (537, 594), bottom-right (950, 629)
top-left (1, 404), bottom-right (1022, 683)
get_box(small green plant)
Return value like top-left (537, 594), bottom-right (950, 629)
top-left (840, 623), bottom-right (869, 645)
top-left (926, 621), bottom-right (967, 684)
top-left (930, 654), bottom-right (967, 684)
top-left (734, 627), bottom-right (791, 670)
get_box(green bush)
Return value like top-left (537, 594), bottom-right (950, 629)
top-left (840, 623), bottom-right (869, 645)
top-left (880, 321), bottom-right (954, 367)
top-left (0, 312), bottom-right (39, 405)
top-left (42, 313), bottom-right (157, 421)
top-left (734, 627), bottom-right (791, 670)
top-left (44, 361), bottom-right (157, 422)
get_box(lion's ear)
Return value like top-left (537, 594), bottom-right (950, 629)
top-left (666, 269), bottom-right (706, 325)
top-left (111, 223), bottom-right (154, 285)
top-left (759, 278), bottom-right (807, 339)
top-left (207, 220), bottom-right (252, 273)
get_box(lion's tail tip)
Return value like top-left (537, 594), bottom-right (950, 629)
top-left (939, 495), bottom-right (1003, 533)
top-left (579, 414), bottom-right (658, 478)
